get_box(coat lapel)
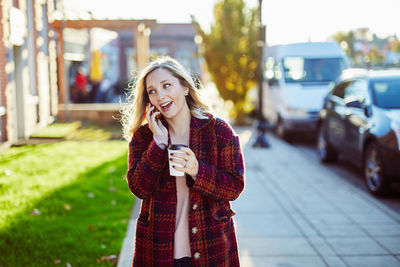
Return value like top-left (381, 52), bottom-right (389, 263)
top-left (189, 114), bottom-right (215, 162)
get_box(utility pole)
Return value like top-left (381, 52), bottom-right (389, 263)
top-left (253, 0), bottom-right (270, 148)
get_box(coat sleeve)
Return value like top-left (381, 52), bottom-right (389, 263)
top-left (190, 121), bottom-right (245, 201)
top-left (126, 125), bottom-right (168, 199)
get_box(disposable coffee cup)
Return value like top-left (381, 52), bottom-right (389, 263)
top-left (168, 144), bottom-right (188, 176)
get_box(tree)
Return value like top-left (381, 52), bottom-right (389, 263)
top-left (367, 45), bottom-right (384, 66)
top-left (392, 38), bottom-right (400, 53)
top-left (192, 0), bottom-right (259, 125)
top-left (332, 30), bottom-right (356, 60)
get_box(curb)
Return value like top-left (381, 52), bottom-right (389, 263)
top-left (117, 198), bottom-right (141, 267)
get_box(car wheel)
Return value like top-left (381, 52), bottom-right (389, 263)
top-left (276, 118), bottom-right (291, 141)
top-left (317, 125), bottom-right (338, 163)
top-left (364, 143), bottom-right (391, 196)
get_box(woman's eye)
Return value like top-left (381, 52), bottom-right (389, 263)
top-left (163, 83), bottom-right (171, 89)
top-left (148, 89), bottom-right (155, 95)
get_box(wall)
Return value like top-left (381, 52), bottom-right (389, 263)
top-left (0, 0), bottom-right (58, 146)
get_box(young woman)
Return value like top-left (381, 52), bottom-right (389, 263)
top-left (121, 56), bottom-right (245, 266)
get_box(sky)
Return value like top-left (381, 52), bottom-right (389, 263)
top-left (63, 0), bottom-right (400, 46)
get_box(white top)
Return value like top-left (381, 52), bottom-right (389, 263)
top-left (170, 134), bottom-right (191, 259)
top-left (174, 174), bottom-right (191, 259)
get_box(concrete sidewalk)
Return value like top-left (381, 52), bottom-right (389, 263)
top-left (117, 198), bottom-right (140, 267)
top-left (118, 128), bottom-right (400, 266)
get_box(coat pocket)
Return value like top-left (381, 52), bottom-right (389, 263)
top-left (133, 219), bottom-right (149, 263)
top-left (214, 207), bottom-right (236, 223)
top-left (212, 207), bottom-right (236, 261)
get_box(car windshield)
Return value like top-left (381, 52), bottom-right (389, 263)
top-left (282, 57), bottom-right (346, 83)
top-left (370, 78), bottom-right (400, 109)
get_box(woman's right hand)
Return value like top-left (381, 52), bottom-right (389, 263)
top-left (146, 103), bottom-right (168, 148)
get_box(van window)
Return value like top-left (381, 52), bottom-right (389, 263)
top-left (283, 57), bottom-right (346, 83)
top-left (332, 80), bottom-right (353, 99)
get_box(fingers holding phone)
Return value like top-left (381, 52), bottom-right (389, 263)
top-left (152, 105), bottom-right (162, 119)
top-left (146, 103), bottom-right (168, 146)
top-left (146, 103), bottom-right (161, 120)
top-left (150, 105), bottom-right (160, 121)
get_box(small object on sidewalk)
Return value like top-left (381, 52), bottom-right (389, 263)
top-left (253, 119), bottom-right (271, 148)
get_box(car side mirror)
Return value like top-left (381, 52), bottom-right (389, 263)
top-left (364, 105), bottom-right (373, 117)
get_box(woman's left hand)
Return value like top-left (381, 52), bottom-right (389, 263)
top-left (170, 147), bottom-right (199, 178)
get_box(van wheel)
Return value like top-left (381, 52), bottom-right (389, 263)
top-left (276, 119), bottom-right (291, 141)
top-left (364, 143), bottom-right (391, 196)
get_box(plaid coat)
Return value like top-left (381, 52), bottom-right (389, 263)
top-left (127, 114), bottom-right (245, 266)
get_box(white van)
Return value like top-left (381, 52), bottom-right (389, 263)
top-left (263, 41), bottom-right (349, 140)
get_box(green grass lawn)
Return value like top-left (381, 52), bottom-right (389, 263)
top-left (30, 121), bottom-right (82, 139)
top-left (0, 124), bottom-right (134, 266)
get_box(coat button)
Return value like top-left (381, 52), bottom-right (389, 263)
top-left (192, 227), bottom-right (198, 234)
top-left (194, 252), bottom-right (200, 259)
top-left (192, 204), bottom-right (198, 210)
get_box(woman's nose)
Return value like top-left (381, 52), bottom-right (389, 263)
top-left (156, 89), bottom-right (166, 100)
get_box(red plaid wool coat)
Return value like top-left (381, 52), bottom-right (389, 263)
top-left (127, 114), bottom-right (245, 266)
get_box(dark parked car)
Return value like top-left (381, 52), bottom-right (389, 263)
top-left (317, 69), bottom-right (400, 195)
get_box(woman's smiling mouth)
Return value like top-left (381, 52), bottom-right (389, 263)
top-left (160, 101), bottom-right (173, 111)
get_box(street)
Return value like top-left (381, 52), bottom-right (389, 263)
top-left (294, 135), bottom-right (400, 214)
top-left (234, 128), bottom-right (400, 267)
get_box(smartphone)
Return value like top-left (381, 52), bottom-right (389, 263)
top-left (150, 104), bottom-right (162, 119)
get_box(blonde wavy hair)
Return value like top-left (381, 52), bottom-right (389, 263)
top-left (120, 56), bottom-right (210, 140)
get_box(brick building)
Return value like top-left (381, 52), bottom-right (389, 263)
top-left (0, 0), bottom-right (58, 147)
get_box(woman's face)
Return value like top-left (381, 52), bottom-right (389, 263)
top-left (145, 68), bottom-right (189, 119)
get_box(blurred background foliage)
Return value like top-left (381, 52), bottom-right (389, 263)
top-left (193, 0), bottom-right (259, 125)
top-left (332, 29), bottom-right (400, 68)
